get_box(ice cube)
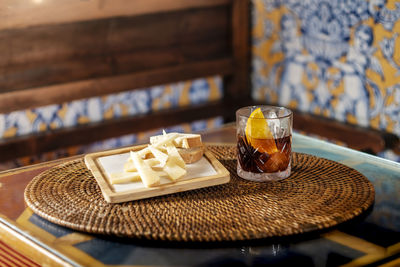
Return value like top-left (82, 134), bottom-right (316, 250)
top-left (267, 111), bottom-right (281, 138)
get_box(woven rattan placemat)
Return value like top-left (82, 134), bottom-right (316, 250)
top-left (24, 144), bottom-right (374, 242)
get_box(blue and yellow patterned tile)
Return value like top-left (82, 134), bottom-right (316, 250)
top-left (0, 76), bottom-right (222, 140)
top-left (0, 76), bottom-right (223, 169)
top-left (251, 0), bottom-right (400, 139)
top-left (0, 116), bottom-right (224, 170)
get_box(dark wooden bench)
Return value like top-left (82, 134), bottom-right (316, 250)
top-left (0, 0), bottom-right (250, 162)
top-left (292, 111), bottom-right (399, 155)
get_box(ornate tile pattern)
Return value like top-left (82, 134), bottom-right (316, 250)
top-left (0, 76), bottom-right (223, 169)
top-left (251, 0), bottom-right (400, 161)
top-left (0, 76), bottom-right (222, 139)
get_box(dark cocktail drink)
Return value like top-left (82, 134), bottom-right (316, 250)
top-left (236, 106), bottom-right (292, 181)
top-left (237, 135), bottom-right (291, 173)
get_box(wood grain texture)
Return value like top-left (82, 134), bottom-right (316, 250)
top-left (0, 6), bottom-right (230, 94)
top-left (1, 0), bottom-right (230, 30)
top-left (224, 0), bottom-right (250, 121)
top-left (0, 219), bottom-right (70, 267)
top-left (293, 111), bottom-right (388, 154)
top-left (0, 168), bottom-right (48, 219)
top-left (0, 1), bottom-right (248, 162)
top-left (0, 58), bottom-right (233, 113)
top-left (0, 240), bottom-right (40, 267)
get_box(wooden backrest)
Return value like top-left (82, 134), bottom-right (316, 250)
top-left (0, 0), bottom-right (250, 161)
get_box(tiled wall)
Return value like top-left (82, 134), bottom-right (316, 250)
top-left (0, 76), bottom-right (223, 170)
top-left (251, 0), bottom-right (400, 161)
top-left (3, 0), bottom-right (400, 169)
top-left (0, 76), bottom-right (222, 139)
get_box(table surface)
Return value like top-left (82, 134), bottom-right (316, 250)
top-left (0, 124), bottom-right (399, 267)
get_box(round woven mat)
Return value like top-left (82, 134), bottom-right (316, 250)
top-left (24, 144), bottom-right (374, 242)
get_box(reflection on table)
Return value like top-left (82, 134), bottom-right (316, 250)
top-left (0, 126), bottom-right (399, 267)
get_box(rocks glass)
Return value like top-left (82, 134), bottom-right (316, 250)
top-left (236, 106), bottom-right (293, 181)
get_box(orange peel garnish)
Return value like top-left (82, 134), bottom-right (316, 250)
top-left (245, 108), bottom-right (278, 154)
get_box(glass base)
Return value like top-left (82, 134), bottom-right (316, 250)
top-left (237, 162), bottom-right (291, 182)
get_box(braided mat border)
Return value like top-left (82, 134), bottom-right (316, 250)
top-left (24, 144), bottom-right (374, 242)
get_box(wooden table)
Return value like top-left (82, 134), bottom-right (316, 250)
top-left (1, 124), bottom-right (399, 267)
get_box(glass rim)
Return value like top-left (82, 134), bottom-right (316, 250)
top-left (236, 105), bottom-right (293, 120)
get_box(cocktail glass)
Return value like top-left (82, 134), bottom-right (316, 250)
top-left (236, 106), bottom-right (292, 181)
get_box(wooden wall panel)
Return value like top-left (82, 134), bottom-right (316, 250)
top-left (0, 0), bottom-right (251, 162)
top-left (0, 6), bottom-right (231, 94)
top-left (0, 59), bottom-right (233, 113)
top-left (1, 0), bottom-right (229, 30)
